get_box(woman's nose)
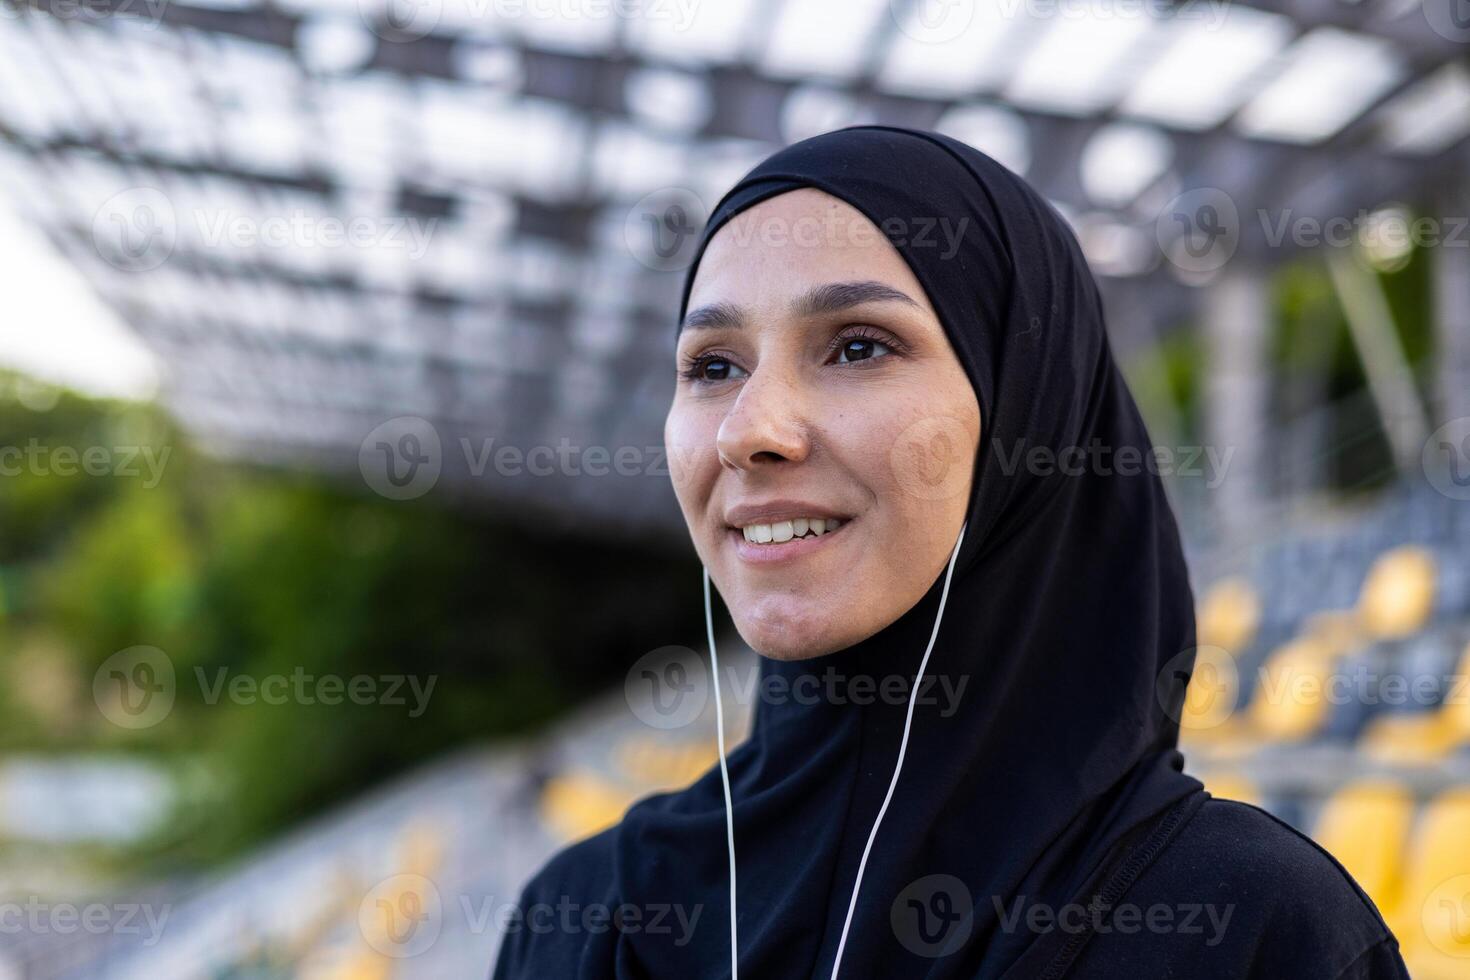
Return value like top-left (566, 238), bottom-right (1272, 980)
top-left (715, 368), bottom-right (810, 470)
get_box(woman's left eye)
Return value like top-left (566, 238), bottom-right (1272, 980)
top-left (833, 337), bottom-right (893, 364)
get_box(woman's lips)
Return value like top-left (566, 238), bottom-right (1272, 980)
top-left (728, 518), bottom-right (851, 564)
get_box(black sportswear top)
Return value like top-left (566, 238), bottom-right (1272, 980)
top-left (492, 126), bottom-right (1409, 979)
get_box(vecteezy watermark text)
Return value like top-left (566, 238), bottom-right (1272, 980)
top-left (1258, 208), bottom-right (1470, 251)
top-left (0, 898), bottom-right (170, 946)
top-left (0, 439), bottom-right (170, 488)
top-left (94, 647), bottom-right (438, 729)
top-left (993, 896), bottom-right (1234, 945)
top-left (462, 437), bottom-right (668, 478)
top-left (624, 646), bottom-right (970, 730)
top-left (196, 667), bottom-right (436, 718)
top-left (364, 0), bottom-right (700, 43)
top-left (476, 896), bottom-right (703, 944)
top-left (990, 437), bottom-right (1235, 488)
top-left (92, 189), bottom-right (440, 272)
top-left (3, 0), bottom-right (170, 27)
top-left (358, 874), bottom-right (704, 959)
top-left (712, 209), bottom-right (972, 261)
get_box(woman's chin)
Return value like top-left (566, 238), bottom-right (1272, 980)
top-left (750, 637), bottom-right (834, 662)
top-left (731, 600), bottom-right (865, 661)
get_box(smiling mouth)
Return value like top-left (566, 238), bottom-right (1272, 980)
top-left (735, 517), bottom-right (849, 545)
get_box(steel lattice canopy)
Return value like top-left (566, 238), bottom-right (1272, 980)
top-left (1, 0), bottom-right (1466, 532)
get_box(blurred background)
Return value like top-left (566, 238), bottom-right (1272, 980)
top-left (0, 0), bottom-right (1468, 976)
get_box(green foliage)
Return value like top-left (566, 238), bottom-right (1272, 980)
top-left (1273, 261), bottom-right (1347, 380)
top-left (0, 375), bottom-right (176, 567)
top-left (0, 371), bottom-right (702, 865)
top-left (1375, 242), bottom-right (1434, 387)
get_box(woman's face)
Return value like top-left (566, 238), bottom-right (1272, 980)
top-left (666, 188), bottom-right (981, 660)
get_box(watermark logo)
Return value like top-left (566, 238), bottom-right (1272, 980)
top-left (1257, 207), bottom-right (1469, 253)
top-left (1422, 873), bottom-right (1470, 957)
top-left (989, 437), bottom-right (1234, 487)
top-left (360, 874), bottom-right (444, 958)
top-left (625, 187), bottom-right (706, 272)
top-left (994, 896), bottom-right (1233, 943)
top-left (461, 437), bottom-right (669, 478)
top-left (1423, 0), bottom-right (1470, 43)
top-left (890, 415), bottom-right (974, 502)
top-left (359, 0), bottom-right (444, 40)
top-left (195, 667), bottom-right (436, 717)
top-left (93, 649), bottom-right (436, 726)
top-left (719, 663), bottom-right (969, 717)
top-left (1423, 417), bottom-right (1470, 501)
top-left (191, 209), bottom-right (438, 258)
top-left (93, 646), bottom-right (176, 730)
top-left (360, 416), bottom-right (443, 500)
top-left (892, 874), bottom-right (973, 958)
top-left (625, 645), bottom-right (709, 730)
top-left (1, 0), bottom-right (170, 25)
top-left (891, 0), bottom-right (976, 44)
top-left (486, 894), bottom-right (704, 943)
top-left (0, 439), bottom-right (171, 487)
top-left (1156, 187), bottom-right (1238, 275)
top-left (702, 209), bottom-right (971, 260)
top-left (92, 187), bottom-right (177, 273)
top-left (0, 898), bottom-right (170, 945)
top-left (361, 0), bottom-right (699, 42)
top-left (1157, 645), bottom-right (1238, 731)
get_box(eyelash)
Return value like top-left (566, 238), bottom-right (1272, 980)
top-left (678, 326), bottom-right (908, 383)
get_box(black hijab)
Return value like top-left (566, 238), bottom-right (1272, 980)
top-left (495, 124), bottom-right (1205, 978)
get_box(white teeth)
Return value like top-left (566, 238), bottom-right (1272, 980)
top-left (737, 517), bottom-right (844, 544)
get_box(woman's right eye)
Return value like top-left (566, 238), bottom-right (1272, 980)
top-left (683, 354), bottom-right (748, 383)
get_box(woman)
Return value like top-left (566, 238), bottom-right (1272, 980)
top-left (493, 126), bottom-right (1407, 978)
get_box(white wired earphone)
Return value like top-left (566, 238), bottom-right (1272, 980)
top-left (702, 521), bottom-right (968, 980)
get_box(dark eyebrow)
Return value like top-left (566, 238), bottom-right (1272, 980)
top-left (679, 279), bottom-right (921, 332)
top-left (680, 300), bottom-right (746, 332)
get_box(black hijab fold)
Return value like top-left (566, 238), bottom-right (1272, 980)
top-left (496, 124), bottom-right (1204, 978)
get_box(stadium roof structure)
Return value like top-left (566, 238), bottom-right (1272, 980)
top-left (1, 0), bottom-right (1467, 531)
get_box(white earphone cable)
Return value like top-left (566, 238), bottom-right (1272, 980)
top-left (827, 519), bottom-right (967, 980)
top-left (703, 566), bottom-right (739, 980)
top-left (703, 520), bottom-right (967, 980)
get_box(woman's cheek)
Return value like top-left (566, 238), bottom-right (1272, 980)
top-left (883, 404), bottom-right (977, 509)
top-left (664, 411), bottom-right (715, 503)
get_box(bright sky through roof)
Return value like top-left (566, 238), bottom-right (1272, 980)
top-left (0, 198), bottom-right (159, 401)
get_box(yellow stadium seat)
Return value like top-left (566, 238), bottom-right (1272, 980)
top-left (1312, 779), bottom-right (1413, 916)
top-left (1403, 946), bottom-right (1470, 980)
top-left (1358, 641), bottom-right (1470, 761)
top-left (540, 770), bottom-right (633, 842)
top-left (1391, 787), bottom-right (1470, 975)
top-left (330, 840), bottom-right (449, 980)
top-left (1174, 645), bottom-right (1257, 758)
top-left (1301, 609), bottom-right (1366, 659)
top-left (1247, 639), bottom-right (1335, 742)
top-left (615, 735), bottom-right (718, 790)
top-left (1359, 546), bottom-right (1437, 640)
top-left (1180, 644), bottom-right (1241, 730)
top-left (1361, 712), bottom-right (1464, 764)
top-left (1197, 577), bottom-right (1261, 653)
top-left (395, 820), bottom-right (445, 878)
top-left (298, 947), bottom-right (394, 980)
top-left (1442, 642), bottom-right (1470, 742)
